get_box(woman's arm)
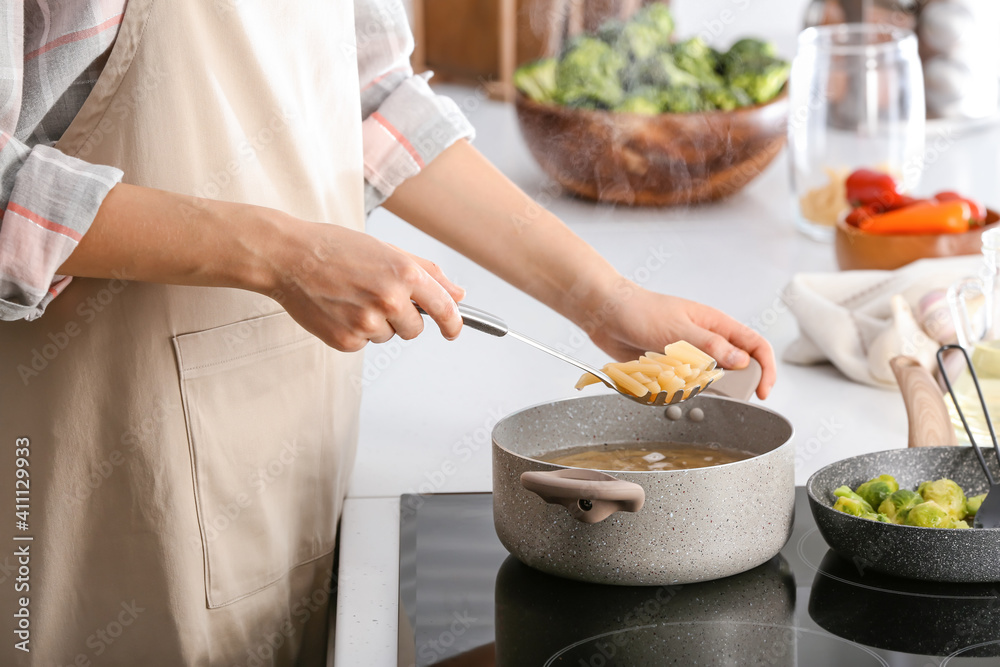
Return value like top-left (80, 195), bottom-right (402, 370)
top-left (384, 139), bottom-right (776, 398)
top-left (58, 183), bottom-right (465, 349)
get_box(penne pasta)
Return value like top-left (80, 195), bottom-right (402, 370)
top-left (575, 340), bottom-right (725, 402)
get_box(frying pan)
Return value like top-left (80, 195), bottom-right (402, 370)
top-left (807, 355), bottom-right (1000, 582)
top-left (807, 446), bottom-right (1000, 582)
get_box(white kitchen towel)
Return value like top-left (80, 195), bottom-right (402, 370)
top-left (782, 256), bottom-right (982, 388)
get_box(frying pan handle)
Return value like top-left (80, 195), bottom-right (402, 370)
top-left (520, 469), bottom-right (645, 524)
top-left (890, 355), bottom-right (957, 448)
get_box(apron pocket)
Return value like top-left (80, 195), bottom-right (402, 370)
top-left (173, 311), bottom-right (337, 608)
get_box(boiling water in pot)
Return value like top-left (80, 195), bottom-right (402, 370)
top-left (538, 442), bottom-right (755, 472)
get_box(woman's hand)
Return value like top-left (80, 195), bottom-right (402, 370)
top-left (262, 220), bottom-right (465, 352)
top-left (59, 184), bottom-right (465, 353)
top-left (583, 284), bottom-right (776, 399)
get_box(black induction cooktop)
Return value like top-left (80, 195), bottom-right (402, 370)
top-left (397, 488), bottom-right (1000, 667)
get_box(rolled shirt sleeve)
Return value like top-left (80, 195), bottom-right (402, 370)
top-left (355, 0), bottom-right (475, 213)
top-left (0, 140), bottom-right (122, 321)
top-left (0, 2), bottom-right (125, 321)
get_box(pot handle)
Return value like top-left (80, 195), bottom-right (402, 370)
top-left (520, 469), bottom-right (645, 524)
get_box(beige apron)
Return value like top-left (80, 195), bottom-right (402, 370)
top-left (1, 0), bottom-right (365, 664)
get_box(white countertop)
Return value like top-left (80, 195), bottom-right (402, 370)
top-left (333, 80), bottom-right (1000, 665)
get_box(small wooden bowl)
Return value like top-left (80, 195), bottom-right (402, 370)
top-left (834, 208), bottom-right (1000, 271)
top-left (514, 89), bottom-right (789, 206)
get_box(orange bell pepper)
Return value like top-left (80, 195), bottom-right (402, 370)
top-left (857, 200), bottom-right (972, 235)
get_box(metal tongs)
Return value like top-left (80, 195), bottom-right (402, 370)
top-left (419, 303), bottom-right (719, 406)
top-left (937, 345), bottom-right (1000, 529)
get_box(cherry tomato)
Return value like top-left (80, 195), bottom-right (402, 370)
top-left (845, 204), bottom-right (881, 227)
top-left (933, 191), bottom-right (986, 222)
top-left (888, 195), bottom-right (926, 210)
top-left (845, 169), bottom-right (901, 207)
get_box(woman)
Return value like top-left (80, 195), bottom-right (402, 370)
top-left (0, 1), bottom-right (775, 664)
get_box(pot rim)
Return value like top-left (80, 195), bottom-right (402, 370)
top-left (492, 394), bottom-right (795, 475)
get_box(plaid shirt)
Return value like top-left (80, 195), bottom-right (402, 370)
top-left (0, 0), bottom-right (474, 321)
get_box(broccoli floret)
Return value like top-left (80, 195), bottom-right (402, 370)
top-left (723, 37), bottom-right (778, 70)
top-left (596, 18), bottom-right (626, 46)
top-left (616, 21), bottom-right (671, 62)
top-left (555, 37), bottom-right (627, 109)
top-left (632, 2), bottom-right (675, 40)
top-left (513, 58), bottom-right (558, 104)
top-left (725, 54), bottom-right (790, 104)
top-left (615, 88), bottom-right (663, 115)
top-left (917, 479), bottom-right (968, 522)
top-left (632, 52), bottom-right (701, 90)
top-left (660, 86), bottom-right (707, 113)
top-left (702, 84), bottom-right (753, 110)
top-left (671, 37), bottom-right (723, 86)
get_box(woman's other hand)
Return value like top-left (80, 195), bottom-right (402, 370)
top-left (584, 284), bottom-right (776, 399)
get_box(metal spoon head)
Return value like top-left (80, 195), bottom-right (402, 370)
top-left (616, 375), bottom-right (719, 407)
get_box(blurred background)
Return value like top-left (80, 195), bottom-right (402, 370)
top-left (406, 0), bottom-right (1000, 121)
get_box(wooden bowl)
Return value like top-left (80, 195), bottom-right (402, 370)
top-left (834, 208), bottom-right (1000, 271)
top-left (513, 89), bottom-right (788, 206)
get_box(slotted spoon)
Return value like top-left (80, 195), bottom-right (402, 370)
top-left (937, 344), bottom-right (1000, 529)
top-left (419, 302), bottom-right (719, 406)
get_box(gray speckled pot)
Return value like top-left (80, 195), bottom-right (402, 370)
top-left (806, 446), bottom-right (1000, 583)
top-left (492, 394), bottom-right (795, 586)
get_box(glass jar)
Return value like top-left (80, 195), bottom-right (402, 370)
top-left (787, 24), bottom-right (925, 241)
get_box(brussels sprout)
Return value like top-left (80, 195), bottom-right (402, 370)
top-left (555, 37), bottom-right (627, 109)
top-left (878, 489), bottom-right (923, 524)
top-left (513, 58), bottom-right (558, 104)
top-left (966, 493), bottom-right (987, 518)
top-left (917, 479), bottom-right (968, 521)
top-left (953, 520), bottom-right (970, 529)
top-left (701, 84), bottom-right (752, 110)
top-left (855, 475), bottom-right (900, 511)
top-left (834, 495), bottom-right (875, 517)
top-left (904, 501), bottom-right (954, 528)
top-left (859, 512), bottom-right (892, 523)
top-left (632, 2), bottom-right (675, 40)
top-left (671, 37), bottom-right (724, 86)
top-left (834, 485), bottom-right (868, 503)
top-left (726, 56), bottom-right (791, 104)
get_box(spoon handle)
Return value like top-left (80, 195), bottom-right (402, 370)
top-left (454, 303), bottom-right (510, 337)
top-left (414, 302), bottom-right (509, 337)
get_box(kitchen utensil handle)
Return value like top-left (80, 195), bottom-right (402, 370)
top-left (890, 356), bottom-right (958, 448)
top-left (948, 278), bottom-right (985, 351)
top-left (521, 469), bottom-right (645, 524)
top-left (415, 303), bottom-right (509, 337)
